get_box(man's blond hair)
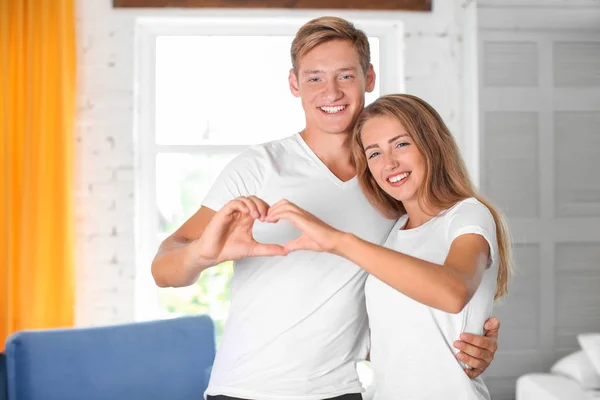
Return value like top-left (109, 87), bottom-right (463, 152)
top-left (291, 16), bottom-right (370, 74)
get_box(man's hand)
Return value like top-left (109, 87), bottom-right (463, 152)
top-left (453, 317), bottom-right (500, 379)
top-left (192, 196), bottom-right (287, 266)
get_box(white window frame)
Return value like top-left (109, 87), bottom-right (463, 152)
top-left (133, 16), bottom-right (405, 321)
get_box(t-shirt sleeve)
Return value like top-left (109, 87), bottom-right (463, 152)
top-left (201, 146), bottom-right (269, 212)
top-left (446, 200), bottom-right (498, 269)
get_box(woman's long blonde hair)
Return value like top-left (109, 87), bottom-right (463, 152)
top-left (352, 94), bottom-right (512, 299)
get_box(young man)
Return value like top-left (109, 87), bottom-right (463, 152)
top-left (152, 16), bottom-right (500, 400)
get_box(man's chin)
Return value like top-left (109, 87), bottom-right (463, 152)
top-left (318, 122), bottom-right (355, 135)
top-left (322, 128), bottom-right (353, 136)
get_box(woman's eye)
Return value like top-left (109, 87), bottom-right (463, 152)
top-left (396, 142), bottom-right (410, 148)
top-left (367, 151), bottom-right (380, 159)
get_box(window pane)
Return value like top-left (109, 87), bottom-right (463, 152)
top-left (156, 152), bottom-right (240, 340)
top-left (156, 152), bottom-right (238, 236)
top-left (155, 35), bottom-right (380, 145)
top-left (159, 261), bottom-right (233, 341)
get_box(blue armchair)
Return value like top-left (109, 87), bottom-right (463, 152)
top-left (3, 315), bottom-right (215, 400)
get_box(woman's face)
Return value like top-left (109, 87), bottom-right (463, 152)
top-left (361, 115), bottom-right (426, 203)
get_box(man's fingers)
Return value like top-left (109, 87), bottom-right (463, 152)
top-left (455, 332), bottom-right (497, 376)
top-left (236, 197), bottom-right (261, 219)
top-left (459, 333), bottom-right (498, 353)
top-left (464, 368), bottom-right (483, 379)
top-left (248, 196), bottom-right (270, 219)
top-left (456, 351), bottom-right (487, 370)
top-left (224, 199), bottom-right (250, 216)
top-left (484, 317), bottom-right (500, 335)
top-left (454, 340), bottom-right (493, 363)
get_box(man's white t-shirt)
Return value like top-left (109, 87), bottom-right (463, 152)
top-left (202, 133), bottom-right (396, 400)
top-left (366, 198), bottom-right (498, 400)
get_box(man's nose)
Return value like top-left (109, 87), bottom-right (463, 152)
top-left (322, 80), bottom-right (343, 102)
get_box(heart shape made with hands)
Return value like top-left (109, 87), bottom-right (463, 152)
top-left (199, 197), bottom-right (332, 261)
top-left (262, 199), bottom-right (336, 253)
top-left (242, 211), bottom-right (308, 255)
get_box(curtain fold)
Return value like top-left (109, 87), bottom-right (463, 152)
top-left (0, 0), bottom-right (76, 348)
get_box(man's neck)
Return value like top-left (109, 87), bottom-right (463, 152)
top-left (300, 128), bottom-right (356, 182)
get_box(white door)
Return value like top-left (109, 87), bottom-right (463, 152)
top-left (478, 8), bottom-right (600, 400)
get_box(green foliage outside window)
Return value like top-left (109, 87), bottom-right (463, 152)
top-left (156, 153), bottom-right (238, 342)
top-left (158, 261), bottom-right (233, 341)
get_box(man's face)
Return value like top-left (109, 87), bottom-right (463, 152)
top-left (289, 39), bottom-right (376, 136)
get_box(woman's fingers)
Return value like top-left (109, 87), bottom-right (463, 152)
top-left (250, 243), bottom-right (288, 257)
top-left (265, 208), bottom-right (305, 227)
top-left (266, 199), bottom-right (306, 221)
top-left (284, 236), bottom-right (321, 253)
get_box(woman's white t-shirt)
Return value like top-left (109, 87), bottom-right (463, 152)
top-left (366, 198), bottom-right (499, 400)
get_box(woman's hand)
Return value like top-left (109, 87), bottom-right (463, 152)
top-left (265, 199), bottom-right (345, 253)
top-left (191, 196), bottom-right (287, 265)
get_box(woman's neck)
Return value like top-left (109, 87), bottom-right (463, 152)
top-left (402, 198), bottom-right (441, 230)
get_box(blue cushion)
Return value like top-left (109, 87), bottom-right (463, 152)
top-left (5, 315), bottom-right (215, 400)
top-left (0, 353), bottom-right (7, 400)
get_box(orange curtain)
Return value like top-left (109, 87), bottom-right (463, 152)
top-left (0, 0), bottom-right (76, 348)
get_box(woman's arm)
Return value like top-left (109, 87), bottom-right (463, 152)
top-left (267, 199), bottom-right (500, 375)
top-left (333, 232), bottom-right (489, 313)
top-left (267, 199), bottom-right (489, 314)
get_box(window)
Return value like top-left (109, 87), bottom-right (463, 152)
top-left (134, 16), bottom-right (403, 385)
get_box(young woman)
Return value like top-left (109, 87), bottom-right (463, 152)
top-left (265, 94), bottom-right (513, 399)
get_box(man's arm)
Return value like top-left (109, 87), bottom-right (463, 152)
top-left (151, 206), bottom-right (217, 288)
top-left (152, 145), bottom-right (273, 288)
top-left (454, 317), bottom-right (500, 378)
top-left (151, 196), bottom-right (285, 288)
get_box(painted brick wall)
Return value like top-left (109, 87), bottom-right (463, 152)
top-left (74, 0), bottom-right (471, 326)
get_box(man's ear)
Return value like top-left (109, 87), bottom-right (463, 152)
top-left (365, 64), bottom-right (376, 93)
top-left (289, 68), bottom-right (300, 97)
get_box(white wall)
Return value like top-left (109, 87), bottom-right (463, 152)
top-left (74, 0), bottom-right (473, 326)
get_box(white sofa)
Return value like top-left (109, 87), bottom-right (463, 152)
top-left (517, 334), bottom-right (600, 400)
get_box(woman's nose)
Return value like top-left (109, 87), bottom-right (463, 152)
top-left (383, 153), bottom-right (399, 170)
